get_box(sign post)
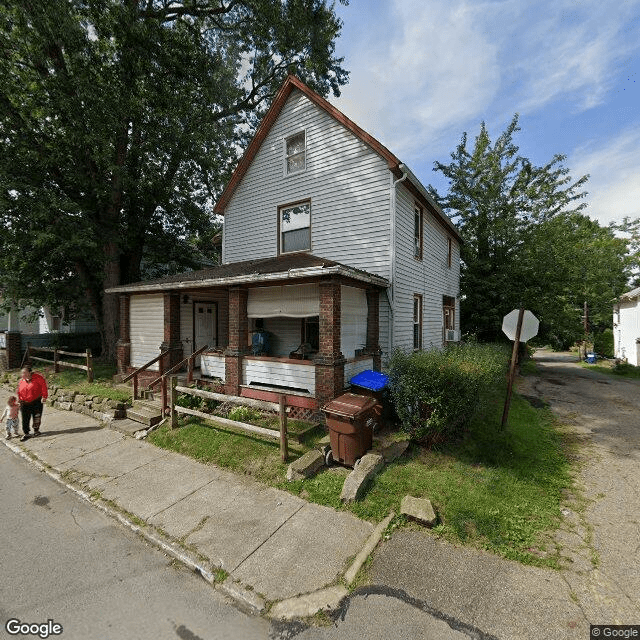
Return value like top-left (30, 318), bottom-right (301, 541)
top-left (501, 308), bottom-right (539, 428)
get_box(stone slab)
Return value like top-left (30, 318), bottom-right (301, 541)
top-left (401, 495), bottom-right (437, 527)
top-left (340, 453), bottom-right (384, 503)
top-left (286, 449), bottom-right (324, 481)
top-left (232, 502), bottom-right (373, 601)
top-left (151, 480), bottom-right (305, 572)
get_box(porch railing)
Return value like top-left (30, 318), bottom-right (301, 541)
top-left (122, 348), bottom-right (173, 401)
top-left (148, 344), bottom-right (209, 414)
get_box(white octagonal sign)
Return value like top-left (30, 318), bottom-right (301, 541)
top-left (502, 309), bottom-right (539, 343)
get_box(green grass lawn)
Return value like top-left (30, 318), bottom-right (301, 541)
top-left (580, 359), bottom-right (640, 378)
top-left (149, 379), bottom-right (574, 569)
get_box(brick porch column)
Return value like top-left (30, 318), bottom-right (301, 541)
top-left (225, 287), bottom-right (249, 396)
top-left (314, 279), bottom-right (345, 406)
top-left (365, 287), bottom-right (382, 371)
top-left (2, 331), bottom-right (23, 370)
top-left (116, 294), bottom-right (131, 375)
top-left (160, 292), bottom-right (183, 371)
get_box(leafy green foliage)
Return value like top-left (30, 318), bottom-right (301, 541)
top-left (593, 328), bottom-right (614, 358)
top-left (429, 115), bottom-right (630, 345)
top-left (388, 343), bottom-right (509, 443)
top-left (0, 1), bottom-right (348, 358)
top-left (227, 405), bottom-right (264, 424)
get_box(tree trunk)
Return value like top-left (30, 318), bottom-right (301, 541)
top-left (101, 240), bottom-right (121, 362)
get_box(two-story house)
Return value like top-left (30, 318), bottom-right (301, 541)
top-left (107, 75), bottom-right (461, 413)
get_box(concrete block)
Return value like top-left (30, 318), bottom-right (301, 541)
top-left (382, 440), bottom-right (410, 463)
top-left (400, 495), bottom-right (437, 527)
top-left (286, 449), bottom-right (325, 481)
top-left (268, 585), bottom-right (348, 620)
top-left (340, 453), bottom-right (384, 504)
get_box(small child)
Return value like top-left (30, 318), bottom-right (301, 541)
top-left (1, 395), bottom-right (20, 439)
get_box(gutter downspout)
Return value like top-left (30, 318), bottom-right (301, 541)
top-left (388, 164), bottom-right (409, 353)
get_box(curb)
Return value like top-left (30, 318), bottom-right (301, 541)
top-left (2, 439), bottom-right (218, 585)
top-left (2, 434), bottom-right (392, 622)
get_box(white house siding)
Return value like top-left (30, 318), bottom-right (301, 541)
top-left (130, 294), bottom-right (164, 370)
top-left (615, 300), bottom-right (640, 366)
top-left (392, 183), bottom-right (460, 352)
top-left (344, 357), bottom-right (374, 382)
top-left (201, 353), bottom-right (226, 379)
top-left (223, 89), bottom-right (392, 280)
top-left (341, 286), bottom-right (368, 359)
top-left (242, 358), bottom-right (315, 394)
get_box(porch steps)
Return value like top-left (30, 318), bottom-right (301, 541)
top-left (127, 398), bottom-right (163, 427)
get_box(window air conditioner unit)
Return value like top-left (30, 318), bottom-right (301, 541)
top-left (446, 329), bottom-right (460, 342)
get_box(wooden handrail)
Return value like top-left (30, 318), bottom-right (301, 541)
top-left (148, 344), bottom-right (209, 389)
top-left (122, 349), bottom-right (171, 383)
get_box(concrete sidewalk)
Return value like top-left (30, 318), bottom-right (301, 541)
top-left (0, 386), bottom-right (375, 617)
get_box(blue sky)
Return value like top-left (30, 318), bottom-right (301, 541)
top-left (327, 0), bottom-right (640, 227)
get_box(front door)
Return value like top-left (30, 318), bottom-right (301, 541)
top-left (194, 302), bottom-right (217, 365)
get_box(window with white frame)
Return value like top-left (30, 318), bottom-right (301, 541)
top-left (413, 294), bottom-right (422, 350)
top-left (279, 201), bottom-right (311, 253)
top-left (285, 131), bottom-right (306, 174)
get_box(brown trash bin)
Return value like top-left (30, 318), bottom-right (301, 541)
top-left (322, 393), bottom-right (378, 467)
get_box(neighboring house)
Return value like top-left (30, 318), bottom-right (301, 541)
top-left (613, 286), bottom-right (640, 366)
top-left (106, 75), bottom-right (462, 411)
top-left (0, 300), bottom-right (97, 334)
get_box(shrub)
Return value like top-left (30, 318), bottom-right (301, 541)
top-left (388, 343), bottom-right (509, 444)
top-left (593, 328), bottom-right (614, 358)
top-left (227, 406), bottom-right (264, 424)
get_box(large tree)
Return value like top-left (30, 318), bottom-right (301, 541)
top-left (429, 114), bottom-right (630, 345)
top-left (0, 0), bottom-right (348, 358)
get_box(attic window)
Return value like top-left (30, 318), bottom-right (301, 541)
top-left (285, 131), bottom-right (306, 174)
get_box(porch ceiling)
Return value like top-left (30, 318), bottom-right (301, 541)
top-left (104, 254), bottom-right (389, 294)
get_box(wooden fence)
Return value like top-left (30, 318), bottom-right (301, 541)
top-left (24, 344), bottom-right (93, 382)
top-left (168, 377), bottom-right (288, 461)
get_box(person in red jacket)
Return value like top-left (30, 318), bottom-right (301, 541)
top-left (17, 365), bottom-right (48, 441)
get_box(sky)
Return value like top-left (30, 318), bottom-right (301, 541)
top-left (327, 0), bottom-right (640, 228)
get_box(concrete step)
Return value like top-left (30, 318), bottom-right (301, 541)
top-left (127, 403), bottom-right (163, 427)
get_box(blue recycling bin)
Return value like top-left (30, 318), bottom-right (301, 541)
top-left (586, 353), bottom-right (597, 364)
top-left (349, 370), bottom-right (396, 425)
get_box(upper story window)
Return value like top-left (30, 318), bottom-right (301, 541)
top-left (285, 131), bottom-right (306, 174)
top-left (279, 201), bottom-right (311, 254)
top-left (447, 237), bottom-right (453, 268)
top-left (414, 204), bottom-right (423, 260)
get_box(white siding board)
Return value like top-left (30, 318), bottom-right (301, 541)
top-left (201, 353), bottom-right (226, 379)
top-left (223, 89), bottom-right (391, 279)
top-left (392, 184), bottom-right (460, 352)
top-left (130, 294), bottom-right (164, 370)
top-left (242, 359), bottom-right (315, 394)
top-left (344, 358), bottom-right (374, 383)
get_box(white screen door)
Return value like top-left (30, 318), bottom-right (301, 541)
top-left (194, 303), bottom-right (217, 365)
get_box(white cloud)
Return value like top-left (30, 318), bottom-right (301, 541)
top-left (331, 0), bottom-right (502, 160)
top-left (571, 128), bottom-right (640, 226)
top-left (510, 0), bottom-right (640, 113)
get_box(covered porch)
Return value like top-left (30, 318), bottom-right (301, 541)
top-left (109, 255), bottom-right (388, 410)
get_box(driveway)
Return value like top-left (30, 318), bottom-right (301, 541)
top-left (369, 349), bottom-right (640, 639)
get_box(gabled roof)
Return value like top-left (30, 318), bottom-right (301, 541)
top-left (214, 75), bottom-right (461, 242)
top-left (620, 286), bottom-right (640, 301)
top-left (105, 253), bottom-right (388, 294)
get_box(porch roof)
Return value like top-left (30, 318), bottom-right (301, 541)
top-left (105, 253), bottom-right (389, 294)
